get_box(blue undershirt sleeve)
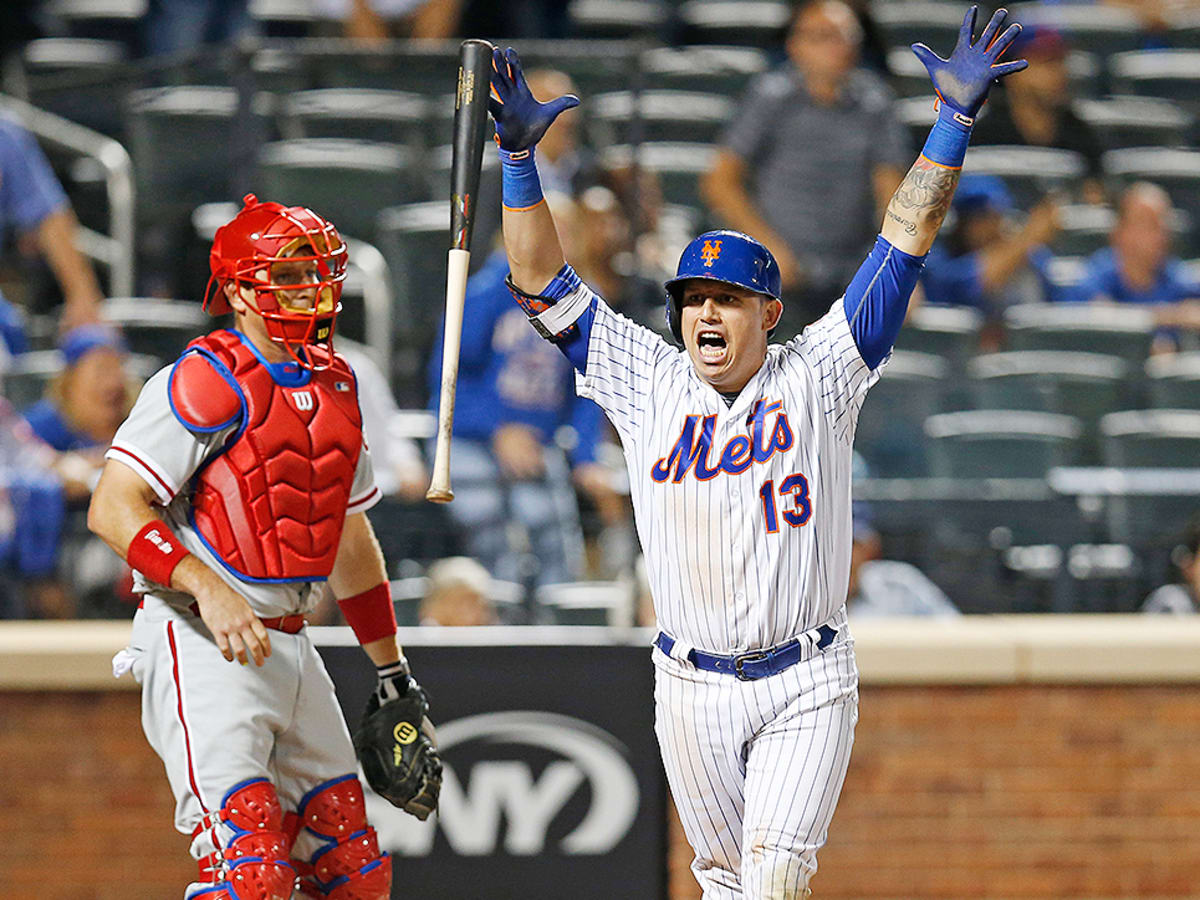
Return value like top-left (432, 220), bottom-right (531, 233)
top-left (557, 300), bottom-right (595, 375)
top-left (842, 235), bottom-right (928, 370)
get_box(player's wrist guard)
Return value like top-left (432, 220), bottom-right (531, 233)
top-left (921, 103), bottom-right (974, 169)
top-left (126, 520), bottom-right (191, 587)
top-left (337, 582), bottom-right (398, 646)
top-left (505, 264), bottom-right (587, 341)
top-left (375, 658), bottom-right (412, 705)
top-left (499, 146), bottom-right (544, 211)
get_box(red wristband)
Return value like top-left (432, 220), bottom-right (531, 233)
top-left (127, 520), bottom-right (191, 587)
top-left (336, 583), bottom-right (397, 645)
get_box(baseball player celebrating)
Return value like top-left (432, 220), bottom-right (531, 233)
top-left (88, 195), bottom-right (441, 900)
top-left (488, 7), bottom-right (1025, 896)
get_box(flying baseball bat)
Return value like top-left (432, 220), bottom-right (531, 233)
top-left (427, 38), bottom-right (494, 503)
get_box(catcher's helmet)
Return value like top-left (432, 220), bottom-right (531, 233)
top-left (204, 194), bottom-right (348, 369)
top-left (663, 230), bottom-right (781, 345)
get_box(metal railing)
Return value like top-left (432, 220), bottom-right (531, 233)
top-left (0, 93), bottom-right (135, 298)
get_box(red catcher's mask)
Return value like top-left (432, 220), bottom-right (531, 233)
top-left (205, 194), bottom-right (349, 370)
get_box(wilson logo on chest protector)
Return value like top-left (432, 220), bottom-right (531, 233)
top-left (291, 390), bottom-right (314, 411)
top-left (651, 399), bottom-right (794, 483)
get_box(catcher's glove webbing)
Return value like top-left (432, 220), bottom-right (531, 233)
top-left (354, 671), bottom-right (442, 820)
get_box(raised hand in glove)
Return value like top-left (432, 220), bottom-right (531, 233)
top-left (354, 661), bottom-right (442, 820)
top-left (912, 6), bottom-right (1028, 121)
top-left (487, 46), bottom-right (579, 153)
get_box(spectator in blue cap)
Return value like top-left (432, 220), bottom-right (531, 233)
top-left (920, 174), bottom-right (1061, 345)
top-left (24, 325), bottom-right (134, 470)
top-left (972, 24), bottom-right (1105, 204)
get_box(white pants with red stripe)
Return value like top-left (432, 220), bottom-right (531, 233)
top-left (125, 597), bottom-right (359, 898)
top-left (653, 631), bottom-right (859, 899)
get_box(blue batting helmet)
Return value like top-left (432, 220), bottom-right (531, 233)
top-left (664, 230), bottom-right (782, 345)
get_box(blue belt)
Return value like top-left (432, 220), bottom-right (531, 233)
top-left (654, 624), bottom-right (838, 681)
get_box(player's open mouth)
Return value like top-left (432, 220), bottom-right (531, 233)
top-left (696, 330), bottom-right (727, 364)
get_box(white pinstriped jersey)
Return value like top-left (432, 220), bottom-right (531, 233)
top-left (576, 291), bottom-right (880, 653)
top-left (105, 364), bottom-right (380, 617)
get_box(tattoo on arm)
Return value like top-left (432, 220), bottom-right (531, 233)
top-left (891, 157), bottom-right (961, 234)
top-left (886, 209), bottom-right (918, 236)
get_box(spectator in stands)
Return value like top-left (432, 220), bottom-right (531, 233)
top-left (921, 175), bottom-right (1061, 345)
top-left (314, 0), bottom-right (461, 42)
top-left (848, 453), bottom-right (960, 618)
top-left (972, 25), bottom-right (1105, 204)
top-left (0, 117), bottom-right (103, 331)
top-left (1142, 516), bottom-right (1200, 614)
top-left (419, 556), bottom-right (498, 626)
top-left (701, 0), bottom-right (910, 334)
top-left (1069, 182), bottom-right (1200, 353)
top-left (428, 193), bottom-right (623, 593)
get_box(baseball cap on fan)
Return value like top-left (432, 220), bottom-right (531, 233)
top-left (1007, 24), bottom-right (1068, 61)
top-left (59, 324), bottom-right (127, 367)
top-left (952, 174), bottom-right (1014, 218)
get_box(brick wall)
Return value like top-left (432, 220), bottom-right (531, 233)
top-left (671, 685), bottom-right (1200, 900)
top-left (6, 686), bottom-right (1200, 900)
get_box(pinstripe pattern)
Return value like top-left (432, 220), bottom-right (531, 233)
top-left (572, 287), bottom-right (877, 896)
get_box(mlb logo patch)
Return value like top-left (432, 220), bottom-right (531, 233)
top-left (335, 381), bottom-right (351, 392)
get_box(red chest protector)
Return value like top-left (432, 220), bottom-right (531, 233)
top-left (170, 330), bottom-right (364, 582)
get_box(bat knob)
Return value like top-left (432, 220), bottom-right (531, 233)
top-left (425, 488), bottom-right (454, 504)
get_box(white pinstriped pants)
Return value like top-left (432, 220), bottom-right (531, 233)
top-left (653, 631), bottom-right (858, 899)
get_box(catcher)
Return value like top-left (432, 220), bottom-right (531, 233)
top-left (89, 194), bottom-right (440, 900)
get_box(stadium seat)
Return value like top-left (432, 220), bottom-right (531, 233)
top-left (1008, 2), bottom-right (1147, 58)
top-left (962, 146), bottom-right (1088, 210)
top-left (567, 0), bottom-right (671, 39)
top-left (967, 350), bottom-right (1128, 464)
top-left (375, 201), bottom-right (449, 403)
top-left (248, 0), bottom-right (319, 39)
top-left (892, 305), bottom-right (983, 376)
top-left (306, 39), bottom-right (456, 93)
top-left (17, 38), bottom-right (130, 139)
top-left (101, 297), bottom-right (211, 361)
top-left (256, 138), bottom-right (423, 239)
top-left (1003, 303), bottom-right (1156, 368)
top-left (1073, 96), bottom-right (1193, 151)
top-left (925, 410), bottom-right (1083, 478)
top-left (1146, 352), bottom-right (1200, 410)
top-left (677, 0), bottom-right (792, 47)
top-left (278, 89), bottom-right (430, 148)
top-left (1101, 409), bottom-right (1200, 468)
top-left (1098, 411), bottom-right (1200, 547)
top-left (1048, 204), bottom-right (1114, 258)
top-left (639, 45), bottom-right (769, 96)
top-left (588, 90), bottom-right (734, 146)
top-left (856, 351), bottom-right (947, 477)
top-left (1108, 50), bottom-right (1200, 120)
top-left (41, 0), bottom-right (145, 46)
top-left (1167, 8), bottom-right (1200, 49)
top-left (510, 39), bottom-right (642, 97)
top-left (535, 581), bottom-right (633, 626)
top-left (599, 142), bottom-right (716, 209)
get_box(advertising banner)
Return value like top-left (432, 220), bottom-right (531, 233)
top-left (316, 628), bottom-right (666, 900)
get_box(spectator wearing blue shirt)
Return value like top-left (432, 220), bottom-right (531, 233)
top-left (428, 228), bottom-right (619, 594)
top-left (921, 174), bottom-right (1061, 346)
top-left (1070, 182), bottom-right (1200, 352)
top-left (0, 116), bottom-right (103, 330)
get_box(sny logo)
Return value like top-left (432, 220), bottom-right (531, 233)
top-left (651, 399), bottom-right (793, 483)
top-left (700, 240), bottom-right (722, 268)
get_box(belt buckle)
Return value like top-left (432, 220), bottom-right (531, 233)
top-left (733, 650), bottom-right (769, 681)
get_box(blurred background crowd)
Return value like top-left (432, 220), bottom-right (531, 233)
top-left (1, 0), bottom-right (1199, 626)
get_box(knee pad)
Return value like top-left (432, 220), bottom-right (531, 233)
top-left (294, 774), bottom-right (390, 900)
top-left (192, 778), bottom-right (295, 900)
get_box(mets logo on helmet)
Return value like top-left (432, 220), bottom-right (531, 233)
top-left (700, 240), bottom-right (722, 267)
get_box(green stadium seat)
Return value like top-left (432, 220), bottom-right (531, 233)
top-left (962, 146), bottom-right (1088, 210)
top-left (1009, 2), bottom-right (1147, 58)
top-left (1102, 148), bottom-right (1200, 247)
top-left (600, 142), bottom-right (716, 210)
top-left (677, 0), bottom-right (792, 47)
top-left (589, 90), bottom-right (734, 146)
top-left (567, 0), bottom-right (671, 39)
top-left (19, 38), bottom-right (130, 139)
top-left (278, 89), bottom-right (430, 148)
top-left (892, 304), bottom-right (983, 376)
top-left (256, 138), bottom-right (424, 239)
top-left (925, 409), bottom-right (1083, 478)
top-left (1003, 303), bottom-right (1156, 368)
top-left (857, 351), bottom-right (948, 477)
top-left (872, 2), bottom-right (965, 57)
top-left (1074, 96), bottom-right (1192, 152)
top-left (640, 45), bottom-right (769, 96)
top-left (1146, 352), bottom-right (1200, 410)
top-left (535, 581), bottom-right (632, 626)
top-left (1109, 50), bottom-right (1200, 120)
top-left (1101, 409), bottom-right (1200, 468)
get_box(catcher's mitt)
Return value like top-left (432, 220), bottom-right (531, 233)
top-left (353, 676), bottom-right (442, 819)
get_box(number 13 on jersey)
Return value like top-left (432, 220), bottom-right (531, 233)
top-left (759, 473), bottom-right (812, 533)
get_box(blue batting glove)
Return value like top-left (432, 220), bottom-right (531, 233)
top-left (911, 6), bottom-right (1028, 121)
top-left (487, 46), bottom-right (580, 152)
